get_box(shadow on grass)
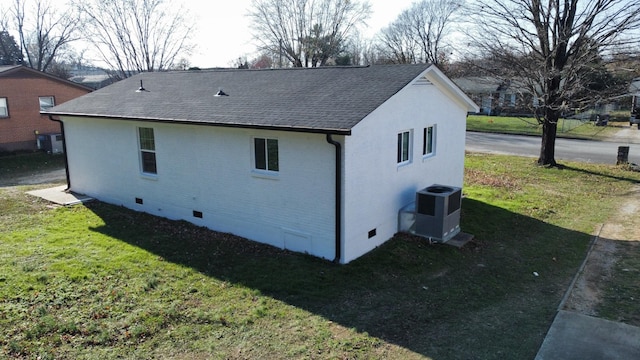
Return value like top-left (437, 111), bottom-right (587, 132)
top-left (560, 164), bottom-right (640, 184)
top-left (85, 197), bottom-right (590, 359)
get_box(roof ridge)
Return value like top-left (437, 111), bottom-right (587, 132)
top-left (154, 64), bottom-right (434, 76)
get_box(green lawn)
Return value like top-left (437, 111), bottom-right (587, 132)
top-left (2, 154), bottom-right (640, 359)
top-left (467, 115), bottom-right (622, 140)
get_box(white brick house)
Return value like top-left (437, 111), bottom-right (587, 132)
top-left (45, 65), bottom-right (478, 264)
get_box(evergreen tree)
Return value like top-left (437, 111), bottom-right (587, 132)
top-left (0, 31), bottom-right (23, 65)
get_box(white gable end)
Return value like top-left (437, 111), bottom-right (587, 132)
top-left (341, 70), bottom-right (469, 263)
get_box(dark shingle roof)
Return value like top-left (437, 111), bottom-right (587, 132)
top-left (46, 64), bottom-right (432, 135)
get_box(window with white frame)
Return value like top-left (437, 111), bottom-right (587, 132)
top-left (138, 127), bottom-right (157, 174)
top-left (254, 137), bottom-right (279, 172)
top-left (423, 125), bottom-right (435, 156)
top-left (397, 130), bottom-right (412, 164)
top-left (0, 98), bottom-right (8, 117)
top-left (39, 96), bottom-right (55, 111)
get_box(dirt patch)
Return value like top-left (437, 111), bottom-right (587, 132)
top-left (562, 185), bottom-right (640, 315)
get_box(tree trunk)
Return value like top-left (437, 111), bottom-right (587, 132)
top-left (538, 112), bottom-right (558, 166)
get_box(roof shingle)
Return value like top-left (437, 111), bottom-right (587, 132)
top-left (46, 64), bottom-right (432, 135)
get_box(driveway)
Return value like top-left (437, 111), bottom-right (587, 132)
top-left (0, 168), bottom-right (66, 187)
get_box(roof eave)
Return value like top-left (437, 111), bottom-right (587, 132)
top-left (425, 65), bottom-right (480, 113)
top-left (0, 65), bottom-right (94, 92)
top-left (45, 112), bottom-right (352, 136)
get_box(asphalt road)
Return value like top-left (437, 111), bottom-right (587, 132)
top-left (465, 132), bottom-right (640, 165)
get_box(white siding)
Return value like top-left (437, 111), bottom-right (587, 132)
top-left (62, 117), bottom-right (337, 260)
top-left (341, 79), bottom-right (468, 263)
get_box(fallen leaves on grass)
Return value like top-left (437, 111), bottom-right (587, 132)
top-left (465, 168), bottom-right (521, 190)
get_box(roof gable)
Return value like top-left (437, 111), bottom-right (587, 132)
top-left (47, 65), bottom-right (476, 134)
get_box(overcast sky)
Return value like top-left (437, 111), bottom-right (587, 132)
top-left (187, 0), bottom-right (417, 68)
top-left (7, 0), bottom-right (417, 68)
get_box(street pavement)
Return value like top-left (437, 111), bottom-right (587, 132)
top-left (466, 128), bottom-right (640, 165)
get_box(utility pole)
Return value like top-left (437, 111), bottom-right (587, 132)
top-left (279, 39), bottom-right (283, 68)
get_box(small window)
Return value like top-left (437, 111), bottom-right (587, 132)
top-left (254, 137), bottom-right (279, 172)
top-left (423, 126), bottom-right (435, 156)
top-left (39, 96), bottom-right (55, 111)
top-left (0, 98), bottom-right (8, 117)
top-left (397, 130), bottom-right (411, 164)
top-left (138, 127), bottom-right (157, 174)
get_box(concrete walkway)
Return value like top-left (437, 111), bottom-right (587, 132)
top-left (26, 185), bottom-right (93, 206)
top-left (535, 311), bottom-right (640, 359)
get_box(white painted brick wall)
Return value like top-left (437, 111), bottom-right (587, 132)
top-left (63, 117), bottom-right (337, 260)
top-left (341, 80), bottom-right (468, 263)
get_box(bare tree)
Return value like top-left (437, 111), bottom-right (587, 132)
top-left (2, 0), bottom-right (80, 72)
top-left (76, 0), bottom-right (193, 79)
top-left (377, 19), bottom-right (418, 64)
top-left (248, 0), bottom-right (372, 67)
top-left (469, 0), bottom-right (640, 166)
top-left (376, 0), bottom-right (463, 66)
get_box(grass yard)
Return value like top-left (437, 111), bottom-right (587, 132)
top-left (2, 154), bottom-right (640, 359)
top-left (598, 241), bottom-right (640, 325)
top-left (467, 115), bottom-right (621, 140)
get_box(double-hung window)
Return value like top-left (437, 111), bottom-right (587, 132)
top-left (39, 96), bottom-right (55, 111)
top-left (254, 137), bottom-right (279, 172)
top-left (0, 98), bottom-right (8, 117)
top-left (138, 127), bottom-right (157, 174)
top-left (423, 125), bottom-right (435, 157)
top-left (397, 130), bottom-right (412, 165)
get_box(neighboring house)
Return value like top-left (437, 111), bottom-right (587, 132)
top-left (0, 65), bottom-right (92, 152)
top-left (68, 64), bottom-right (117, 90)
top-left (453, 76), bottom-right (535, 116)
top-left (45, 65), bottom-right (478, 264)
top-left (69, 74), bottom-right (115, 90)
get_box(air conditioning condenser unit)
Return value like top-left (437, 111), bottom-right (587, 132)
top-left (414, 184), bottom-right (462, 242)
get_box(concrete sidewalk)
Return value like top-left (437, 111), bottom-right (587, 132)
top-left (26, 185), bottom-right (93, 206)
top-left (535, 310), bottom-right (640, 359)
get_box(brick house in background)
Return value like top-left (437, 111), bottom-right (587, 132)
top-left (0, 65), bottom-right (92, 152)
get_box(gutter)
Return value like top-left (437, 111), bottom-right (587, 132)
top-left (48, 115), bottom-right (71, 191)
top-left (43, 113), bottom-right (353, 136)
top-left (326, 134), bottom-right (342, 263)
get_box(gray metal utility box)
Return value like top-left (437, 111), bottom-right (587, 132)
top-left (414, 184), bottom-right (462, 242)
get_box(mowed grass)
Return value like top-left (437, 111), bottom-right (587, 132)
top-left (467, 115), bottom-right (621, 139)
top-left (2, 153), bottom-right (640, 359)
